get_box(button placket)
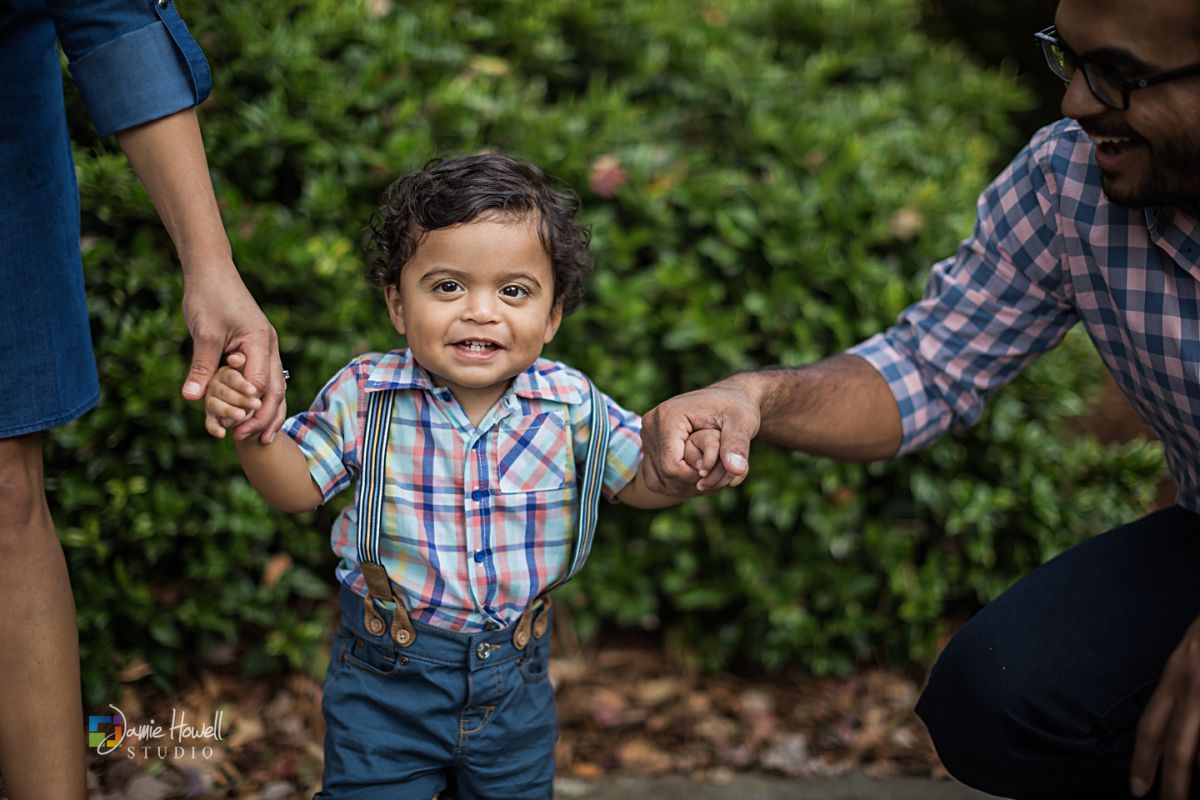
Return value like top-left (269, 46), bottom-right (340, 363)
top-left (463, 433), bottom-right (491, 617)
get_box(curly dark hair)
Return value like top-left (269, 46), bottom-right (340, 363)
top-left (365, 153), bottom-right (593, 316)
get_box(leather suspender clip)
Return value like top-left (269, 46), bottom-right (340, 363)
top-left (361, 562), bottom-right (417, 647)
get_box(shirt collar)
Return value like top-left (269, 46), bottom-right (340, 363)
top-left (363, 350), bottom-right (585, 405)
top-left (363, 349), bottom-right (434, 393)
top-left (511, 359), bottom-right (585, 405)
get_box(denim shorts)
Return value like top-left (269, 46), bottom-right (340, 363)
top-left (318, 582), bottom-right (557, 800)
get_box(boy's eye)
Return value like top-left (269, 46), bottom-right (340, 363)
top-left (434, 281), bottom-right (461, 293)
top-left (500, 285), bottom-right (529, 299)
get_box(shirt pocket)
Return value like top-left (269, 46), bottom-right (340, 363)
top-left (496, 411), bottom-right (571, 493)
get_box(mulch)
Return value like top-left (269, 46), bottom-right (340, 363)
top-left (64, 632), bottom-right (944, 799)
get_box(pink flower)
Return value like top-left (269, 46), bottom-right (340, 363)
top-left (589, 155), bottom-right (628, 198)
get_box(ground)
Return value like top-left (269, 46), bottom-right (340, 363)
top-left (47, 635), bottom-right (961, 800)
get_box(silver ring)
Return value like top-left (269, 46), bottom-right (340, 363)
top-left (282, 369), bottom-right (291, 382)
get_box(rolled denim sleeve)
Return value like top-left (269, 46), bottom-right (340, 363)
top-left (49, 0), bottom-right (211, 137)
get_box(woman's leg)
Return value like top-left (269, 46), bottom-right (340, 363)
top-left (918, 506), bottom-right (1200, 800)
top-left (0, 433), bottom-right (86, 800)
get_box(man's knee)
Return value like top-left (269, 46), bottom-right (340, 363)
top-left (0, 434), bottom-right (47, 535)
top-left (916, 624), bottom-right (1050, 799)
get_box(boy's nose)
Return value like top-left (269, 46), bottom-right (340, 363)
top-left (461, 294), bottom-right (501, 322)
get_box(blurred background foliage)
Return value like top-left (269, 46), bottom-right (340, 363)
top-left (55, 0), bottom-right (1163, 702)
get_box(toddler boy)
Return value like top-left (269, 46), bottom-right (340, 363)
top-left (205, 153), bottom-right (720, 798)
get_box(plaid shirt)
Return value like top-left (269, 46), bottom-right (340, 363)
top-left (283, 349), bottom-right (643, 632)
top-left (852, 118), bottom-right (1200, 513)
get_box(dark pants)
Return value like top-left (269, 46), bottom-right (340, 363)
top-left (917, 506), bottom-right (1200, 799)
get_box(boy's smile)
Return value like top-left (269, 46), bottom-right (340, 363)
top-left (385, 215), bottom-right (563, 424)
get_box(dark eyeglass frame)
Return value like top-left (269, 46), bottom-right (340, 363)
top-left (1035, 26), bottom-right (1200, 110)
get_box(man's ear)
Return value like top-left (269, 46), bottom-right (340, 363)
top-left (543, 299), bottom-right (564, 344)
top-left (384, 285), bottom-right (406, 335)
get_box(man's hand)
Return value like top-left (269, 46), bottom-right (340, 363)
top-left (1131, 612), bottom-right (1200, 799)
top-left (181, 265), bottom-right (285, 443)
top-left (640, 380), bottom-right (762, 496)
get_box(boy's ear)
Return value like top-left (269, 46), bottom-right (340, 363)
top-left (384, 285), bottom-right (406, 335)
top-left (543, 299), bottom-right (564, 344)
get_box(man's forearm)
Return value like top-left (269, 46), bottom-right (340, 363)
top-left (719, 354), bottom-right (902, 462)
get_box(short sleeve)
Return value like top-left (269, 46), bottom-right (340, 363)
top-left (570, 386), bottom-right (643, 501)
top-left (282, 358), bottom-right (369, 502)
top-left (50, 0), bottom-right (212, 137)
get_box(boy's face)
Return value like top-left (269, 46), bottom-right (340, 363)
top-left (385, 214), bottom-right (563, 414)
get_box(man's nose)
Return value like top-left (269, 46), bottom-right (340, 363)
top-left (1061, 70), bottom-right (1109, 121)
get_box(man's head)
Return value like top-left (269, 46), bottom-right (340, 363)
top-left (1054, 0), bottom-right (1200, 207)
top-left (366, 153), bottom-right (593, 315)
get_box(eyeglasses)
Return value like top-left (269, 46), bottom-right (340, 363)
top-left (1035, 26), bottom-right (1200, 110)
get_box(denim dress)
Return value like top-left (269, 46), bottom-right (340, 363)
top-left (0, 0), bottom-right (211, 437)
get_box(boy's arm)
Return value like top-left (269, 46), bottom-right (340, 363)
top-left (206, 354), bottom-right (323, 513)
top-left (233, 436), bottom-right (324, 514)
top-left (616, 467), bottom-right (688, 509)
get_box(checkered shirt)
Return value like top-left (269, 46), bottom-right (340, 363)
top-left (851, 118), bottom-right (1200, 513)
top-left (283, 349), bottom-right (643, 632)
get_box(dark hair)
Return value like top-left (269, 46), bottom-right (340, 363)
top-left (366, 153), bottom-right (593, 316)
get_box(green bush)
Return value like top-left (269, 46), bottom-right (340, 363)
top-left (55, 0), bottom-right (1163, 699)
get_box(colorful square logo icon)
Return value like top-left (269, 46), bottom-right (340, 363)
top-left (88, 714), bottom-right (123, 750)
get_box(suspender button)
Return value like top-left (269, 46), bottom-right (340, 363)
top-left (366, 617), bottom-right (385, 636)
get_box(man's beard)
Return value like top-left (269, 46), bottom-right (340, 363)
top-left (1102, 128), bottom-right (1200, 208)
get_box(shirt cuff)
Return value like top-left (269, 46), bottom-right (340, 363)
top-left (69, 18), bottom-right (211, 138)
top-left (847, 333), bottom-right (935, 457)
top-left (282, 418), bottom-right (349, 502)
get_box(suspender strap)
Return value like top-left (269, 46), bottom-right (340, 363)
top-left (554, 379), bottom-right (611, 589)
top-left (353, 380), bottom-right (611, 650)
top-left (513, 380), bottom-right (611, 649)
top-left (356, 389), bottom-right (416, 646)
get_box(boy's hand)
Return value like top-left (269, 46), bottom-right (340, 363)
top-left (203, 352), bottom-right (266, 439)
top-left (682, 428), bottom-right (743, 492)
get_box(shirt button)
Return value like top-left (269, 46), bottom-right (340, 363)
top-left (484, 621), bottom-right (500, 631)
top-left (470, 488), bottom-right (487, 501)
top-left (473, 550), bottom-right (486, 563)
